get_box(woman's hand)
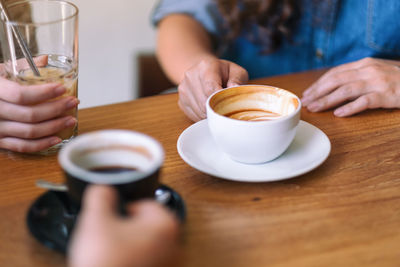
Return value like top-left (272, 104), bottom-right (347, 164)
top-left (156, 15), bottom-right (248, 121)
top-left (178, 56), bottom-right (249, 121)
top-left (178, 56), bottom-right (248, 122)
top-left (302, 57), bottom-right (400, 117)
top-left (0, 59), bottom-right (78, 153)
top-left (68, 185), bottom-right (179, 267)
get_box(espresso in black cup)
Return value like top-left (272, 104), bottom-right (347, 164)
top-left (58, 130), bottom-right (164, 213)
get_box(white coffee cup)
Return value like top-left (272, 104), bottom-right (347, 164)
top-left (206, 85), bottom-right (301, 164)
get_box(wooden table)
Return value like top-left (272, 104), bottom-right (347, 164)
top-left (1, 70), bottom-right (400, 267)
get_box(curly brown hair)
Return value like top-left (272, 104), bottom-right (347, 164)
top-left (216, 0), bottom-right (298, 53)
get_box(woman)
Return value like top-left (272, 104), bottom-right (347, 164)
top-left (153, 0), bottom-right (400, 121)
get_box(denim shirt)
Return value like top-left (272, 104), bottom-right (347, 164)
top-left (152, 0), bottom-right (400, 79)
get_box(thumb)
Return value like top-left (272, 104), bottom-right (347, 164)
top-left (226, 62), bottom-right (249, 87)
top-left (33, 54), bottom-right (49, 67)
top-left (17, 54), bottom-right (49, 69)
top-left (126, 201), bottom-right (175, 222)
top-left (80, 185), bottom-right (119, 220)
top-left (126, 201), bottom-right (179, 231)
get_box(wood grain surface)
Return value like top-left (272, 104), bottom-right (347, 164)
top-left (1, 69), bottom-right (400, 267)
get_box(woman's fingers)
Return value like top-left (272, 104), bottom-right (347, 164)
top-left (126, 201), bottom-right (179, 235)
top-left (302, 57), bottom-right (400, 117)
top-left (177, 58), bottom-right (250, 122)
top-left (33, 55), bottom-right (49, 67)
top-left (333, 93), bottom-right (381, 117)
top-left (16, 55), bottom-right (49, 69)
top-left (302, 68), bottom-right (364, 106)
top-left (178, 58), bottom-right (226, 121)
top-left (306, 82), bottom-right (366, 112)
top-left (195, 58), bottom-right (224, 110)
top-left (0, 77), bottom-right (66, 104)
top-left (0, 55), bottom-right (65, 105)
top-left (0, 136), bottom-right (61, 153)
top-left (0, 57), bottom-right (79, 153)
top-left (0, 96), bottom-right (78, 122)
top-left (178, 96), bottom-right (202, 122)
top-left (302, 57), bottom-right (389, 104)
top-left (80, 185), bottom-right (119, 222)
top-left (226, 61), bottom-right (249, 87)
top-left (178, 78), bottom-right (207, 121)
top-left (0, 115), bottom-right (77, 139)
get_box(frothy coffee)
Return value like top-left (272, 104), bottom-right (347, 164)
top-left (209, 85), bottom-right (299, 122)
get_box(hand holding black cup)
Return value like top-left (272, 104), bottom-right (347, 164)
top-left (58, 130), bottom-right (164, 213)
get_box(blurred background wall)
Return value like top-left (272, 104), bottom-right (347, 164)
top-left (68, 0), bottom-right (159, 108)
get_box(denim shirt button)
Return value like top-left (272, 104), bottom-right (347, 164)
top-left (315, 49), bottom-right (324, 59)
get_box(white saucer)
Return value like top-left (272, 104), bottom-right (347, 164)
top-left (177, 120), bottom-right (331, 182)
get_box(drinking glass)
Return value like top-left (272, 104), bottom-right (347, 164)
top-left (0, 0), bottom-right (79, 154)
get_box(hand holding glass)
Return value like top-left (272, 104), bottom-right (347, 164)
top-left (0, 0), bottom-right (79, 153)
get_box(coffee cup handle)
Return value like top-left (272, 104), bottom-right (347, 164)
top-left (155, 187), bottom-right (172, 205)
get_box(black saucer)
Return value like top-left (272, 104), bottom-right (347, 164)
top-left (26, 185), bottom-right (186, 253)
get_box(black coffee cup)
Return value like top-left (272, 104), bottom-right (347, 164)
top-left (58, 130), bottom-right (164, 213)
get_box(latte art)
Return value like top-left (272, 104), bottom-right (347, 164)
top-left (209, 85), bottom-right (299, 122)
top-left (225, 109), bottom-right (282, 121)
